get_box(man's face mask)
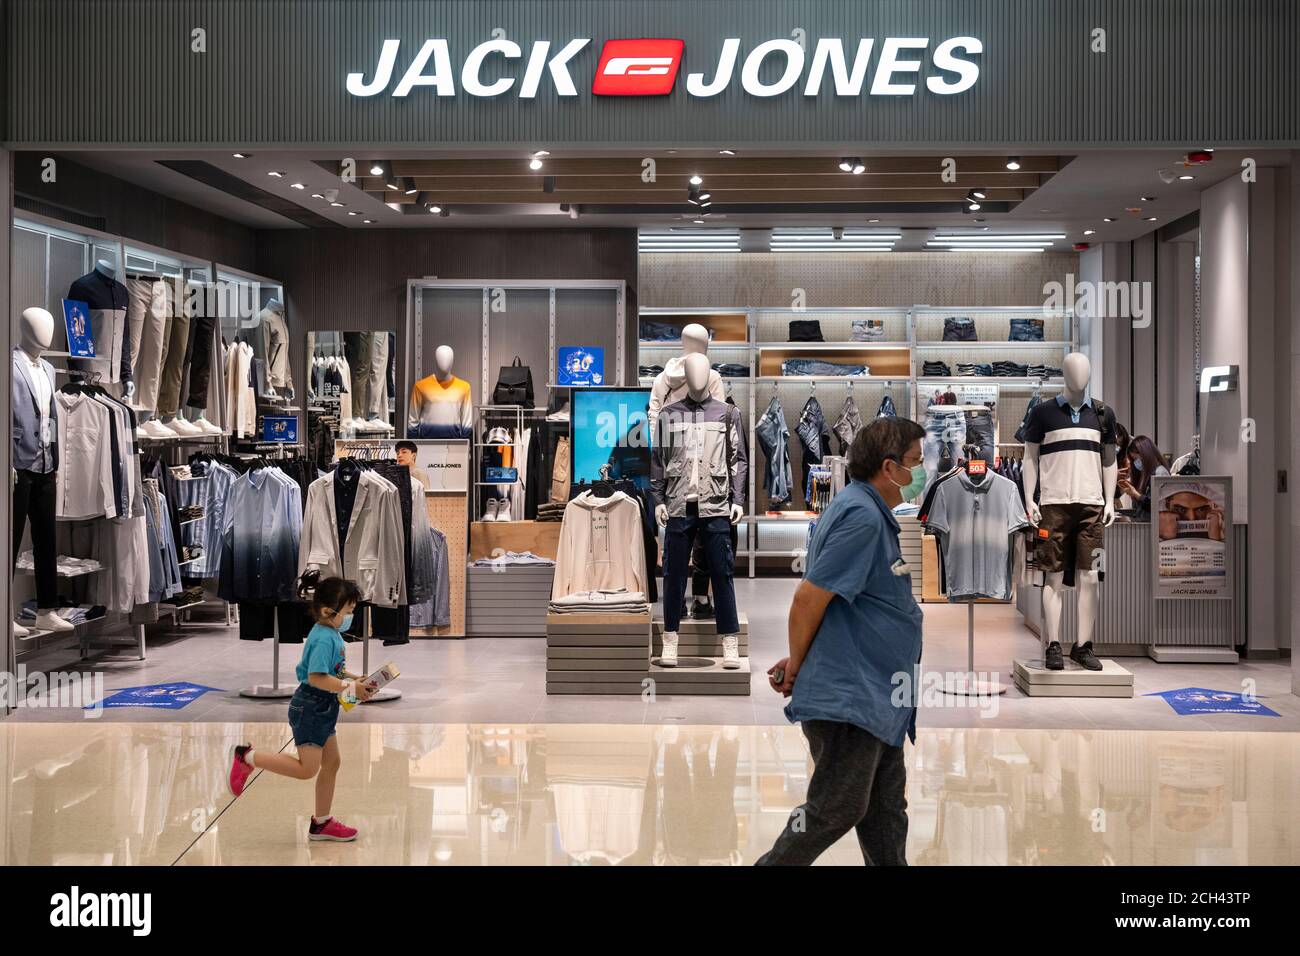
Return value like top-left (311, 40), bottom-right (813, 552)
top-left (890, 458), bottom-right (927, 502)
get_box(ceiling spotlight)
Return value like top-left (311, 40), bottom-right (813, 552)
top-left (1103, 217), bottom-right (1116, 222)
top-left (329, 201), bottom-right (344, 207)
top-left (1140, 196), bottom-right (1156, 202)
top-left (385, 202), bottom-right (401, 211)
top-left (529, 158), bottom-right (544, 170)
top-left (689, 174), bottom-right (703, 185)
top-left (363, 219), bottom-right (374, 224)
top-left (868, 219), bottom-right (880, 223)
top-left (290, 182), bottom-right (305, 190)
top-left (402, 177), bottom-right (418, 195)
top-left (429, 205), bottom-right (442, 214)
top-left (1179, 174), bottom-right (1195, 181)
top-left (719, 149), bottom-right (735, 156)
top-left (687, 183), bottom-right (712, 205)
top-left (1145, 216), bottom-right (1158, 221)
top-left (347, 211), bottom-right (358, 216)
top-left (839, 158), bottom-right (853, 172)
top-left (569, 205), bottom-right (580, 220)
top-left (971, 187), bottom-right (987, 200)
top-left (310, 193), bottom-right (324, 199)
top-left (1005, 156), bottom-right (1021, 170)
top-left (1083, 229), bottom-right (1096, 236)
top-left (533, 150), bottom-right (550, 158)
top-left (232, 152), bottom-right (249, 159)
top-left (369, 162), bottom-right (385, 176)
top-left (852, 160), bottom-right (865, 175)
top-left (966, 191), bottom-right (982, 211)
top-left (693, 218), bottom-right (705, 224)
top-left (267, 170), bottom-right (285, 178)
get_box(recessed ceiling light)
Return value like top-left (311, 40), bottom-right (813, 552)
top-left (689, 174), bottom-right (703, 185)
top-left (385, 202), bottom-right (401, 211)
top-left (267, 171), bottom-right (284, 177)
top-left (1005, 156), bottom-right (1021, 170)
top-left (232, 152), bottom-right (249, 159)
top-left (533, 149), bottom-right (550, 158)
top-left (347, 211), bottom-right (358, 216)
top-left (1145, 216), bottom-right (1158, 221)
top-left (719, 149), bottom-right (735, 156)
top-left (971, 187), bottom-right (987, 200)
top-left (1140, 196), bottom-right (1156, 202)
top-left (1083, 229), bottom-right (1096, 236)
top-left (868, 219), bottom-right (879, 223)
top-left (529, 158), bottom-right (544, 170)
top-left (1103, 217), bottom-right (1116, 222)
top-left (428, 205), bottom-right (442, 214)
top-left (1201, 147), bottom-right (1215, 152)
top-left (290, 182), bottom-right (305, 190)
top-left (693, 218), bottom-right (705, 224)
top-left (310, 193), bottom-right (324, 199)
top-left (369, 163), bottom-right (384, 176)
top-left (1179, 174), bottom-right (1195, 180)
top-left (363, 219), bottom-right (374, 224)
top-left (329, 202), bottom-right (344, 207)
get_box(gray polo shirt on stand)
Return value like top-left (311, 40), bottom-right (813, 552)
top-left (923, 470), bottom-right (1029, 601)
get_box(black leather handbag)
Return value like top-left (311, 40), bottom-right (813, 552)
top-left (492, 356), bottom-right (535, 408)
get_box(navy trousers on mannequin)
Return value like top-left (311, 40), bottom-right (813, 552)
top-left (662, 503), bottom-right (739, 634)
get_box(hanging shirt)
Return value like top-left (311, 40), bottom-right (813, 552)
top-left (923, 470), bottom-right (1030, 601)
top-left (334, 467), bottom-right (361, 554)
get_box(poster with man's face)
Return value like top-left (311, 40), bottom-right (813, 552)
top-left (1152, 476), bottom-right (1231, 599)
top-left (333, 438), bottom-right (469, 493)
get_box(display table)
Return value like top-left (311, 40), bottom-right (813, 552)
top-left (1016, 520), bottom-right (1245, 660)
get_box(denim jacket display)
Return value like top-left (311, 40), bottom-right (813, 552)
top-left (651, 396), bottom-right (747, 518)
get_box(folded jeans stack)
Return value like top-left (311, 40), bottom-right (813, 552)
top-left (942, 316), bottom-right (978, 342)
top-left (788, 319), bottom-right (825, 342)
top-left (1027, 364), bottom-right (1062, 378)
top-left (548, 589), bottom-right (649, 614)
top-left (640, 320), bottom-right (691, 342)
top-left (1008, 318), bottom-right (1045, 342)
top-left (781, 358), bottom-right (867, 377)
top-left (922, 361), bottom-right (951, 376)
top-left (851, 319), bottom-right (885, 341)
top-left (955, 363), bottom-right (994, 376)
top-left (638, 364), bottom-right (665, 377)
top-left (712, 363), bottom-right (749, 378)
top-left (991, 361), bottom-right (1029, 377)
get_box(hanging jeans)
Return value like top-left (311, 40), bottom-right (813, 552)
top-left (13, 469), bottom-right (58, 609)
top-left (963, 408), bottom-right (996, 466)
top-left (663, 504), bottom-right (739, 635)
top-left (923, 408), bottom-right (966, 487)
top-left (756, 398), bottom-right (793, 505)
top-left (876, 394), bottom-right (897, 418)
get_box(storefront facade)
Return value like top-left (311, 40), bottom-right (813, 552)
top-left (2, 0), bottom-right (1298, 701)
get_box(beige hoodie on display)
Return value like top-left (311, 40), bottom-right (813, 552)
top-left (551, 491), bottom-right (648, 600)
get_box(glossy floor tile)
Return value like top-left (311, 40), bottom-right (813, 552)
top-left (5, 578), bottom-right (1296, 730)
top-left (4, 721), bottom-right (1297, 865)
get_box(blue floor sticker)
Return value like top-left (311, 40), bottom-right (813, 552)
top-left (88, 682), bottom-right (225, 710)
top-left (1146, 687), bottom-right (1280, 717)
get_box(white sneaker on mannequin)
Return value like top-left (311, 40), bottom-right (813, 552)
top-left (659, 631), bottom-right (679, 667)
top-left (193, 416), bottom-right (223, 435)
top-left (13, 620), bottom-right (30, 637)
top-left (722, 634), bottom-right (741, 669)
top-left (168, 417), bottom-right (203, 436)
top-left (483, 499), bottom-right (499, 522)
top-left (35, 610), bottom-right (74, 632)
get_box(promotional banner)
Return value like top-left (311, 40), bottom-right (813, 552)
top-left (89, 682), bottom-right (223, 710)
top-left (61, 299), bottom-right (94, 358)
top-left (557, 346), bottom-right (604, 386)
top-left (1146, 687), bottom-right (1279, 717)
top-left (1152, 476), bottom-right (1232, 599)
top-left (334, 437), bottom-right (469, 493)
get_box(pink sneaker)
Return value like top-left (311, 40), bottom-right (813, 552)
top-left (308, 817), bottom-right (358, 842)
top-left (228, 744), bottom-right (254, 797)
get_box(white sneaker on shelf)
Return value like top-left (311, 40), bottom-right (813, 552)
top-left (13, 619), bottom-right (30, 637)
top-left (659, 631), bottom-right (679, 667)
top-left (35, 610), bottom-right (74, 632)
top-left (168, 417), bottom-right (203, 436)
top-left (142, 419), bottom-right (178, 440)
top-left (483, 499), bottom-right (500, 522)
top-left (722, 634), bottom-right (741, 669)
top-left (193, 417), bottom-right (224, 435)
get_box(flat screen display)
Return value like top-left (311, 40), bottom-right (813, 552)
top-left (570, 387), bottom-right (651, 490)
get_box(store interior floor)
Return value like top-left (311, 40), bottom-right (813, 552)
top-left (3, 721), bottom-right (1297, 865)
top-left (5, 579), bottom-right (1297, 731)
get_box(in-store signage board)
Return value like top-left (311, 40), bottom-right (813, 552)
top-left (333, 438), bottom-right (470, 493)
top-left (346, 36), bottom-right (982, 99)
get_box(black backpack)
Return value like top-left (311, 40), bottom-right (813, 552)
top-left (492, 356), bottom-right (535, 408)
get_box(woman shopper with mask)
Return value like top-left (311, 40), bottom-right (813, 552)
top-left (1117, 434), bottom-right (1168, 520)
top-left (227, 576), bottom-right (375, 841)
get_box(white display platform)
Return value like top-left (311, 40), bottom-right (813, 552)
top-left (1011, 657), bottom-right (1134, 698)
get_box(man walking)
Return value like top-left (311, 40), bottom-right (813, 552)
top-left (757, 417), bottom-right (926, 866)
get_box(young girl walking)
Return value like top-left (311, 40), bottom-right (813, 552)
top-left (227, 576), bottom-right (375, 841)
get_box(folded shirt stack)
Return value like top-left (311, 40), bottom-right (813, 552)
top-left (16, 552), bottom-right (103, 576)
top-left (471, 550), bottom-right (556, 567)
top-left (537, 501), bottom-right (568, 522)
top-left (548, 589), bottom-right (649, 614)
top-left (921, 361), bottom-right (951, 376)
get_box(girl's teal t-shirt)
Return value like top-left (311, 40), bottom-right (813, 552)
top-left (296, 624), bottom-right (346, 684)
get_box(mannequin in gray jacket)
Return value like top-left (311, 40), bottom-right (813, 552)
top-left (651, 354), bottom-right (747, 670)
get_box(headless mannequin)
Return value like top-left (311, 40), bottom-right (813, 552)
top-left (408, 345), bottom-right (472, 438)
top-left (1021, 353), bottom-right (1117, 659)
top-left (14, 308), bottom-right (73, 633)
top-left (94, 260), bottom-right (135, 400)
top-left (656, 353), bottom-right (744, 668)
